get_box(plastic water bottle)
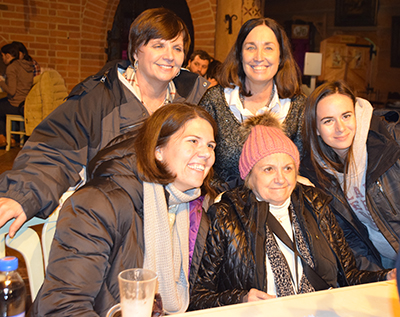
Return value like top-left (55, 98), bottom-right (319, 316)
top-left (0, 257), bottom-right (26, 317)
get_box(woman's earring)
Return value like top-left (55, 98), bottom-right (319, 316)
top-left (134, 60), bottom-right (138, 71)
top-left (155, 148), bottom-right (163, 161)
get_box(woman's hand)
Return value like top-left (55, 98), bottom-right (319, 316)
top-left (386, 268), bottom-right (396, 280)
top-left (242, 288), bottom-right (276, 302)
top-left (0, 198), bottom-right (27, 238)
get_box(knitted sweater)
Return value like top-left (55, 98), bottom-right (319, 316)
top-left (198, 85), bottom-right (306, 189)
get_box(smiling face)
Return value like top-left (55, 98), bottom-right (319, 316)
top-left (134, 34), bottom-right (185, 86)
top-left (316, 93), bottom-right (356, 159)
top-left (247, 153), bottom-right (297, 206)
top-left (187, 55), bottom-right (209, 77)
top-left (241, 24), bottom-right (280, 90)
top-left (156, 117), bottom-right (216, 192)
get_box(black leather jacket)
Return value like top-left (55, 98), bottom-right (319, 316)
top-left (189, 184), bottom-right (388, 310)
top-left (301, 115), bottom-right (400, 270)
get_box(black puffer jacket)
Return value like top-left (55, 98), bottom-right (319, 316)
top-left (29, 134), bottom-right (210, 316)
top-left (300, 115), bottom-right (400, 270)
top-left (189, 184), bottom-right (388, 310)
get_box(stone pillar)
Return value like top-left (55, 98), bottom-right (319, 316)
top-left (214, 0), bottom-right (262, 61)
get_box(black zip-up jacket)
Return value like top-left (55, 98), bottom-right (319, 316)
top-left (189, 184), bottom-right (388, 310)
top-left (300, 115), bottom-right (400, 270)
top-left (29, 133), bottom-right (210, 316)
top-left (0, 60), bottom-right (209, 221)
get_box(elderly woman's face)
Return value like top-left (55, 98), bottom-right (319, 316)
top-left (241, 25), bottom-right (280, 90)
top-left (156, 117), bottom-right (216, 192)
top-left (134, 34), bottom-right (185, 85)
top-left (247, 153), bottom-right (297, 206)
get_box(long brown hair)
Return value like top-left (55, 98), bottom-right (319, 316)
top-left (128, 8), bottom-right (191, 64)
top-left (134, 103), bottom-right (217, 197)
top-left (303, 80), bottom-right (357, 193)
top-left (218, 17), bottom-right (301, 99)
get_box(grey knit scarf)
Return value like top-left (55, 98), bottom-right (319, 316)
top-left (143, 182), bottom-right (200, 314)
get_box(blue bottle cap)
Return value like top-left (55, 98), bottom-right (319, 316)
top-left (0, 256), bottom-right (18, 271)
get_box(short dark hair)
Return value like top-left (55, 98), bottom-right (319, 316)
top-left (303, 80), bottom-right (356, 193)
top-left (128, 8), bottom-right (191, 64)
top-left (189, 50), bottom-right (212, 63)
top-left (11, 41), bottom-right (33, 62)
top-left (135, 103), bottom-right (217, 195)
top-left (1, 43), bottom-right (19, 62)
top-left (218, 17), bottom-right (301, 98)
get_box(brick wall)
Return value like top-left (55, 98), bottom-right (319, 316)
top-left (0, 0), bottom-right (216, 91)
top-left (187, 0), bottom-right (217, 58)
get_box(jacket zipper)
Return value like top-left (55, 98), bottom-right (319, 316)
top-left (376, 180), bottom-right (397, 215)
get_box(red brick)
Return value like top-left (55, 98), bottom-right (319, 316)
top-left (50, 3), bottom-right (69, 11)
top-left (57, 51), bottom-right (80, 58)
top-left (50, 30), bottom-right (68, 37)
top-left (58, 24), bottom-right (80, 32)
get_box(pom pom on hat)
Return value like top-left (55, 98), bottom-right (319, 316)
top-left (239, 125), bottom-right (300, 179)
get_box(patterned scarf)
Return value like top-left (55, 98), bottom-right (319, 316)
top-left (123, 65), bottom-right (176, 110)
top-left (265, 203), bottom-right (315, 297)
top-left (143, 182), bottom-right (200, 314)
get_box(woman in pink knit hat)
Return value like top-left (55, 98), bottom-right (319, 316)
top-left (189, 111), bottom-right (394, 310)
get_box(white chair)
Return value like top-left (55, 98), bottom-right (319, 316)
top-left (0, 208), bottom-right (59, 301)
top-left (5, 114), bottom-right (26, 151)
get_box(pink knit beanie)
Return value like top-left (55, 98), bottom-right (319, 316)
top-left (239, 125), bottom-right (300, 179)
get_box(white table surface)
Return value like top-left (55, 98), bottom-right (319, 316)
top-left (181, 280), bottom-right (400, 317)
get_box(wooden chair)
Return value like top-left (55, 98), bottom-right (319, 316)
top-left (5, 114), bottom-right (25, 151)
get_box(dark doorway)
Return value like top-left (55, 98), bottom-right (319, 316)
top-left (106, 0), bottom-right (194, 63)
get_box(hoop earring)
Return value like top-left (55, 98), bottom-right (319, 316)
top-left (134, 60), bottom-right (138, 71)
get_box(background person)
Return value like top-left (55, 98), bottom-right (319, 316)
top-left (186, 49), bottom-right (212, 77)
top-left (30, 103), bottom-right (217, 316)
top-left (205, 59), bottom-right (222, 88)
top-left (12, 41), bottom-right (41, 77)
top-left (0, 42), bottom-right (33, 147)
top-left (0, 7), bottom-right (209, 238)
top-left (301, 80), bottom-right (400, 270)
top-left (189, 112), bottom-right (392, 310)
top-left (198, 17), bottom-right (306, 191)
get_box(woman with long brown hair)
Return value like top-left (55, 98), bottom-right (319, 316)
top-left (199, 17), bottom-right (305, 190)
top-left (301, 80), bottom-right (400, 271)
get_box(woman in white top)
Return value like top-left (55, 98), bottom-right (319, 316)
top-left (198, 17), bottom-right (305, 190)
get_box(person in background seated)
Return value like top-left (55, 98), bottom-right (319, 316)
top-left (0, 42), bottom-right (33, 148)
top-left (186, 50), bottom-right (212, 77)
top-left (12, 41), bottom-right (41, 77)
top-left (301, 80), bottom-right (400, 271)
top-left (0, 8), bottom-right (209, 238)
top-left (198, 17), bottom-right (306, 192)
top-left (189, 111), bottom-right (393, 310)
top-left (30, 103), bottom-right (217, 316)
top-left (205, 59), bottom-right (222, 88)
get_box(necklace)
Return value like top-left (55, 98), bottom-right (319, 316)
top-left (239, 85), bottom-right (276, 121)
